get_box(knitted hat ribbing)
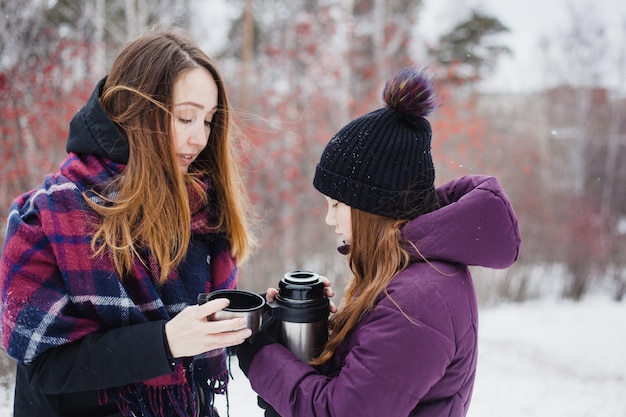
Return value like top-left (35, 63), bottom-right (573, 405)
top-left (313, 67), bottom-right (439, 219)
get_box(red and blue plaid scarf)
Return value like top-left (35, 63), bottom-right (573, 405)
top-left (1, 152), bottom-right (237, 417)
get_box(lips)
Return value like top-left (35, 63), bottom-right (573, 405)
top-left (177, 154), bottom-right (196, 171)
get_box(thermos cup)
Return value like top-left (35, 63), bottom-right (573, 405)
top-left (267, 270), bottom-right (329, 362)
top-left (197, 289), bottom-right (266, 336)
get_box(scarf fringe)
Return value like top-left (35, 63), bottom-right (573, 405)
top-left (208, 370), bottom-right (229, 395)
top-left (100, 358), bottom-right (230, 417)
top-left (107, 380), bottom-right (196, 417)
top-left (99, 362), bottom-right (196, 417)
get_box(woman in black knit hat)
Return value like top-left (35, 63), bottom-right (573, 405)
top-left (237, 67), bottom-right (521, 417)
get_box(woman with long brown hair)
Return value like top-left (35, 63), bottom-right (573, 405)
top-left (237, 67), bottom-right (522, 417)
top-left (1, 28), bottom-right (256, 417)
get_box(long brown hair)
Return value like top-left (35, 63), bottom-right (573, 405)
top-left (312, 208), bottom-right (410, 365)
top-left (87, 28), bottom-right (256, 283)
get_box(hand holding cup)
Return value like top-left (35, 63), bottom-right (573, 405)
top-left (164, 297), bottom-right (253, 358)
top-left (199, 290), bottom-right (266, 337)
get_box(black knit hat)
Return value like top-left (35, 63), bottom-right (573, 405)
top-left (313, 67), bottom-right (439, 219)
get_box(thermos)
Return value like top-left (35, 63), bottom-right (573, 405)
top-left (267, 270), bottom-right (329, 362)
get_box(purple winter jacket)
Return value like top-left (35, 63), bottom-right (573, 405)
top-left (246, 175), bottom-right (521, 417)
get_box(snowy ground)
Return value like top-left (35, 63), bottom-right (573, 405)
top-left (468, 296), bottom-right (626, 417)
top-left (1, 296), bottom-right (624, 416)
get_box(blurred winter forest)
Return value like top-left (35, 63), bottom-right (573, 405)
top-left (1, 0), bottom-right (625, 313)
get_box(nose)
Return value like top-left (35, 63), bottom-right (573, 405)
top-left (325, 207), bottom-right (334, 227)
top-left (189, 123), bottom-right (209, 147)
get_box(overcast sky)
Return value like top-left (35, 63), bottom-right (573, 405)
top-left (418, 0), bottom-right (626, 93)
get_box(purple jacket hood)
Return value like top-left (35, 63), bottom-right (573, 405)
top-left (401, 175), bottom-right (520, 269)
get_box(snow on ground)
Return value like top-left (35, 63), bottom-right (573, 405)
top-left (468, 296), bottom-right (626, 417)
top-left (1, 296), bottom-right (624, 416)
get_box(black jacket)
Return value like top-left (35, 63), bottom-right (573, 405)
top-left (12, 79), bottom-right (175, 417)
top-left (14, 321), bottom-right (173, 417)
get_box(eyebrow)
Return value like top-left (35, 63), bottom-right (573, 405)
top-left (173, 102), bottom-right (218, 112)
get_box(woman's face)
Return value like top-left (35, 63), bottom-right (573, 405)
top-left (324, 196), bottom-right (352, 245)
top-left (171, 67), bottom-right (219, 173)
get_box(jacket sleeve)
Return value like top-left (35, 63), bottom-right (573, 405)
top-left (246, 288), bottom-right (457, 417)
top-left (23, 320), bottom-right (175, 394)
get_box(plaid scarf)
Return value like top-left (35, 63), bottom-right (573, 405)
top-left (1, 153), bottom-right (237, 417)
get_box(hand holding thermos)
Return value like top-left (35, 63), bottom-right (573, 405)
top-left (237, 271), bottom-right (334, 372)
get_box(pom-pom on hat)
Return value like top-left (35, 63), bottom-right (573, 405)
top-left (313, 67), bottom-right (439, 219)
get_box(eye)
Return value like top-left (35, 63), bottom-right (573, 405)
top-left (179, 118), bottom-right (192, 124)
top-left (204, 120), bottom-right (213, 128)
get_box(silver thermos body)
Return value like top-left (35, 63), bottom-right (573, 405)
top-left (269, 271), bottom-right (329, 362)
